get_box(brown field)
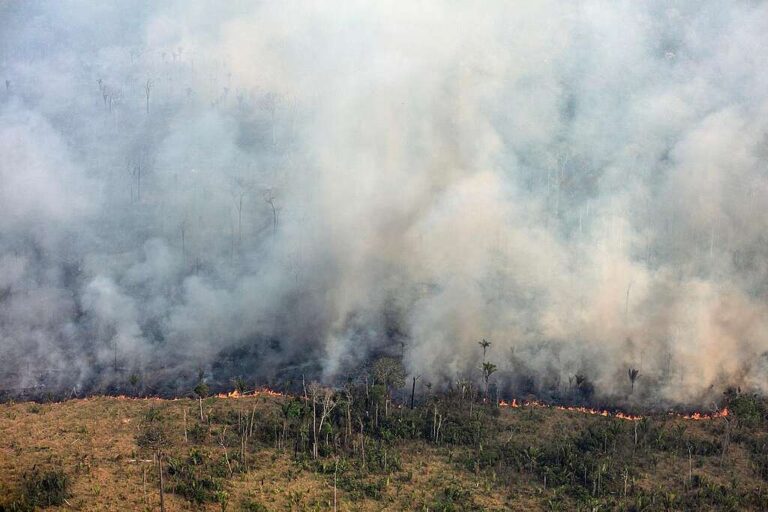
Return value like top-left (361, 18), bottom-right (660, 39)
top-left (0, 394), bottom-right (765, 511)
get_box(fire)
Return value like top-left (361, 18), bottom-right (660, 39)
top-left (215, 387), bottom-right (287, 399)
top-left (554, 405), bottom-right (614, 418)
top-left (64, 389), bottom-right (730, 422)
top-left (681, 407), bottom-right (729, 421)
top-left (498, 399), bottom-right (728, 421)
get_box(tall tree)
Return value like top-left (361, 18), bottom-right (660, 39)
top-left (628, 368), bottom-right (640, 394)
top-left (478, 339), bottom-right (491, 363)
top-left (144, 79), bottom-right (152, 114)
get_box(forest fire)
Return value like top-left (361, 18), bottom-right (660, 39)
top-left (498, 399), bottom-right (728, 421)
top-left (215, 388), bottom-right (287, 399)
top-left (680, 408), bottom-right (729, 421)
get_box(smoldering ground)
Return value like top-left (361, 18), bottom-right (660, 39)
top-left (1, 1), bottom-right (768, 406)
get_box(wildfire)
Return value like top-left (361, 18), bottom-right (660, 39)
top-left (680, 407), bottom-right (729, 421)
top-left (69, 389), bottom-right (729, 422)
top-left (498, 399), bottom-right (728, 421)
top-left (215, 387), bottom-right (287, 399)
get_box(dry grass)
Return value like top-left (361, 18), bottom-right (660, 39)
top-left (0, 396), bottom-right (763, 511)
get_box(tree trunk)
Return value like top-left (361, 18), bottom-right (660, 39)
top-left (333, 458), bottom-right (338, 512)
top-left (312, 396), bottom-right (318, 459)
top-left (358, 418), bottom-right (366, 469)
top-left (158, 453), bottom-right (165, 512)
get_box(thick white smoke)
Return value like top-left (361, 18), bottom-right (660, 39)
top-left (1, 1), bottom-right (767, 404)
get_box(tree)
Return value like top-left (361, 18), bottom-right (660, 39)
top-left (478, 339), bottom-right (491, 363)
top-left (194, 380), bottom-right (209, 421)
top-left (481, 362), bottom-right (497, 402)
top-left (145, 79), bottom-right (152, 114)
top-left (307, 383), bottom-right (336, 459)
top-left (263, 188), bottom-right (278, 235)
top-left (233, 376), bottom-right (248, 393)
top-left (231, 178), bottom-right (253, 248)
top-left (372, 357), bottom-right (406, 389)
top-left (129, 373), bottom-right (141, 396)
top-left (410, 375), bottom-right (421, 409)
top-left (372, 357), bottom-right (406, 418)
top-left (575, 374), bottom-right (594, 402)
top-left (129, 147), bottom-right (153, 203)
top-left (628, 368), bottom-right (639, 394)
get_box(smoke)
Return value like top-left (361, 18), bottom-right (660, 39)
top-left (1, 1), bottom-right (767, 405)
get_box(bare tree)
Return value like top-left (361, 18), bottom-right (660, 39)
top-left (410, 375), bottom-right (421, 409)
top-left (231, 178), bottom-right (253, 247)
top-left (264, 188), bottom-right (278, 235)
top-left (193, 380), bottom-right (208, 421)
top-left (131, 149), bottom-right (153, 202)
top-left (179, 219), bottom-right (187, 262)
top-left (308, 383), bottom-right (337, 459)
top-left (317, 388), bottom-right (337, 451)
top-left (145, 79), bottom-right (152, 114)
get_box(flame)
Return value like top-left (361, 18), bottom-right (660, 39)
top-left (498, 399), bottom-right (728, 421)
top-left (680, 407), bottom-right (729, 421)
top-left (50, 389), bottom-right (729, 422)
top-left (215, 387), bottom-right (287, 399)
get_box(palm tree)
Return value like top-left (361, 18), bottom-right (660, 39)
top-left (628, 368), bottom-right (640, 393)
top-left (478, 339), bottom-right (491, 363)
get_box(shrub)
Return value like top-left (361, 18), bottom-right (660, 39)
top-left (239, 499), bottom-right (269, 512)
top-left (8, 466), bottom-right (70, 510)
top-left (728, 394), bottom-right (765, 427)
top-left (430, 484), bottom-right (477, 511)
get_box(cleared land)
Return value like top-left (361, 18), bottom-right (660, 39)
top-left (0, 392), bottom-right (766, 511)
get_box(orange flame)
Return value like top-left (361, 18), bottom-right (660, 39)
top-left (215, 387), bottom-right (288, 399)
top-left (680, 407), bottom-right (729, 421)
top-left (498, 399), bottom-right (728, 421)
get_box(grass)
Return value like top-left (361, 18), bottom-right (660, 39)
top-left (0, 392), bottom-right (766, 511)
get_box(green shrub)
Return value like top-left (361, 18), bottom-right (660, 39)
top-left (239, 498), bottom-right (269, 511)
top-left (429, 484), bottom-right (477, 511)
top-left (728, 394), bottom-right (765, 427)
top-left (6, 466), bottom-right (70, 510)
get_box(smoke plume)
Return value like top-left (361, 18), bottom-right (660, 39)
top-left (1, 1), bottom-right (768, 405)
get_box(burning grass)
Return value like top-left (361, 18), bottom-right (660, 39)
top-left (498, 398), bottom-right (729, 422)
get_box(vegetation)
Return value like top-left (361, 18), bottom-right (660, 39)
top-left (2, 367), bottom-right (768, 510)
top-left (1, 465), bottom-right (70, 511)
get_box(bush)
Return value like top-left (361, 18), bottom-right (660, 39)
top-left (429, 484), bottom-right (477, 511)
top-left (239, 498), bottom-right (269, 511)
top-left (136, 407), bottom-right (170, 451)
top-left (7, 466), bottom-right (70, 510)
top-left (728, 394), bottom-right (765, 427)
top-left (166, 455), bottom-right (222, 504)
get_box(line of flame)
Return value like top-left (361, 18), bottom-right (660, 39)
top-left (215, 388), bottom-right (287, 399)
top-left (66, 390), bottom-right (727, 422)
top-left (498, 399), bottom-right (728, 421)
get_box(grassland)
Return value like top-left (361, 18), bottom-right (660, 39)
top-left (1, 389), bottom-right (767, 511)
